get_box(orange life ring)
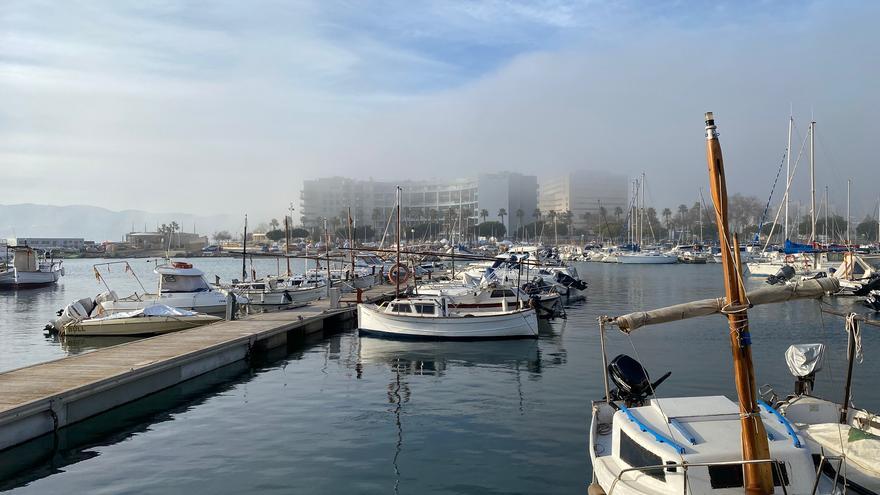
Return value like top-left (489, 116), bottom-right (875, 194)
top-left (387, 263), bottom-right (411, 284)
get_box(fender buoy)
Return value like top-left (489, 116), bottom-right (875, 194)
top-left (387, 263), bottom-right (411, 285)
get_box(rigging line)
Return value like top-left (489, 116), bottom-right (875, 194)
top-left (817, 307), bottom-right (849, 466)
top-left (755, 148), bottom-right (788, 243)
top-left (761, 130), bottom-right (811, 252)
top-left (623, 331), bottom-right (695, 494)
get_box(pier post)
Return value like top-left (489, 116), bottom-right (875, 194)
top-left (225, 293), bottom-right (236, 321)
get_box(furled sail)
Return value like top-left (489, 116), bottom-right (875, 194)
top-left (614, 277), bottom-right (839, 332)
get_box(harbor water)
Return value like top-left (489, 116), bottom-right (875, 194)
top-left (1, 259), bottom-right (878, 493)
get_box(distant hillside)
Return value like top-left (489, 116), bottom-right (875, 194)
top-left (0, 204), bottom-right (240, 242)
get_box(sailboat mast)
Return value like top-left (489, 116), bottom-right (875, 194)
top-left (704, 112), bottom-right (774, 495)
top-left (242, 214), bottom-right (248, 281)
top-left (396, 186), bottom-right (401, 296)
top-left (810, 121), bottom-right (816, 243)
top-left (847, 179), bottom-right (851, 246)
top-left (824, 186), bottom-right (829, 245)
top-left (785, 114), bottom-right (792, 239)
top-left (640, 173), bottom-right (645, 246)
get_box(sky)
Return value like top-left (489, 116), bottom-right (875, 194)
top-left (2, 0), bottom-right (878, 222)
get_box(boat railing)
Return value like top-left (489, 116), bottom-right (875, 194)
top-left (607, 458), bottom-right (794, 495)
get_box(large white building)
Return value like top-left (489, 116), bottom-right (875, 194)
top-left (300, 173), bottom-right (537, 236)
top-left (538, 171), bottom-right (629, 231)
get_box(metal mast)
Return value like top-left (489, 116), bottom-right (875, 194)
top-left (785, 113), bottom-right (792, 239)
top-left (809, 121), bottom-right (816, 243)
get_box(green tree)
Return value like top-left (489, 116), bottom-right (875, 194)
top-left (213, 230), bottom-right (232, 242)
top-left (497, 208), bottom-right (507, 235)
top-left (266, 229), bottom-right (285, 242)
top-left (515, 209), bottom-right (525, 241)
top-left (269, 218), bottom-right (280, 230)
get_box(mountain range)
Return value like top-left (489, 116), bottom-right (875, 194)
top-left (0, 204), bottom-right (241, 242)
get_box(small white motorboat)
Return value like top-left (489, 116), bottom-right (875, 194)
top-left (357, 296), bottom-right (538, 340)
top-left (96, 260), bottom-right (243, 316)
top-left (53, 303), bottom-right (221, 336)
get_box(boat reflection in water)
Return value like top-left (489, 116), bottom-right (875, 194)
top-left (356, 336), bottom-right (545, 494)
top-left (356, 336), bottom-right (543, 377)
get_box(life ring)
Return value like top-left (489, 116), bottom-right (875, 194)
top-left (784, 255), bottom-right (795, 264)
top-left (387, 263), bottom-right (411, 284)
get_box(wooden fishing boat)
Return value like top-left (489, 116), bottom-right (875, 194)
top-left (588, 113), bottom-right (845, 495)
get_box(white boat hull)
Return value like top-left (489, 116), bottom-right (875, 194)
top-left (617, 254), bottom-right (678, 264)
top-left (100, 292), bottom-right (232, 316)
top-left (63, 314), bottom-right (221, 336)
top-left (357, 304), bottom-right (538, 339)
top-left (0, 268), bottom-right (62, 288)
top-left (242, 285), bottom-right (324, 306)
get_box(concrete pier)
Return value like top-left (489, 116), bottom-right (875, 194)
top-left (0, 286), bottom-right (395, 452)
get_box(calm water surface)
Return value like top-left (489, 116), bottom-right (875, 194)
top-left (1, 260), bottom-right (877, 494)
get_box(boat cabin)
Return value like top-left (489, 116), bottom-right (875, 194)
top-left (592, 395), bottom-right (820, 495)
top-left (383, 297), bottom-right (449, 317)
top-left (155, 262), bottom-right (212, 293)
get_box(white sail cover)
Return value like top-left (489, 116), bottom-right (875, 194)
top-left (615, 277), bottom-right (839, 332)
top-left (785, 343), bottom-right (825, 377)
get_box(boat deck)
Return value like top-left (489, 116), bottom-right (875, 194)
top-left (0, 285), bottom-right (397, 451)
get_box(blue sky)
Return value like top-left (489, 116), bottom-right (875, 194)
top-left (1, 0), bottom-right (877, 221)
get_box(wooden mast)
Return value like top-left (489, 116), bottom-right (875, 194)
top-left (704, 112), bottom-right (774, 495)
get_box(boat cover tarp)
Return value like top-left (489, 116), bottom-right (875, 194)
top-left (784, 239), bottom-right (818, 254)
top-left (785, 343), bottom-right (825, 377)
top-left (803, 423), bottom-right (880, 477)
top-left (93, 304), bottom-right (199, 321)
top-left (615, 277), bottom-right (839, 332)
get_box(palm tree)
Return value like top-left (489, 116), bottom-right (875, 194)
top-left (613, 206), bottom-right (623, 222)
top-left (677, 204), bottom-right (689, 233)
top-left (269, 218), bottom-right (280, 230)
top-left (479, 209), bottom-right (489, 225)
top-left (562, 210), bottom-right (573, 240)
top-left (662, 207), bottom-right (672, 240)
top-left (497, 208), bottom-right (507, 234)
top-left (515, 208), bottom-right (525, 241)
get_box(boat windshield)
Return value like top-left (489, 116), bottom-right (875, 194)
top-left (161, 274), bottom-right (210, 293)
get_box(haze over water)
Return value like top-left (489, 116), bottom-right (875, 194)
top-left (2, 259), bottom-right (877, 493)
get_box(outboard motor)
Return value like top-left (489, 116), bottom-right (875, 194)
top-left (766, 264), bottom-right (796, 285)
top-left (864, 290), bottom-right (880, 312)
top-left (554, 271), bottom-right (588, 291)
top-left (853, 274), bottom-right (880, 297)
top-left (607, 354), bottom-right (671, 407)
top-left (785, 344), bottom-right (825, 395)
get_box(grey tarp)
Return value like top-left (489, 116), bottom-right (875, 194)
top-left (615, 277), bottom-right (839, 332)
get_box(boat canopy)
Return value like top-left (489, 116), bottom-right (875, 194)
top-left (783, 239), bottom-right (818, 254)
top-left (614, 277), bottom-right (839, 332)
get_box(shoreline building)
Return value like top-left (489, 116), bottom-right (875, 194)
top-left (538, 171), bottom-right (628, 232)
top-left (300, 173), bottom-right (536, 237)
top-left (5, 237), bottom-right (85, 252)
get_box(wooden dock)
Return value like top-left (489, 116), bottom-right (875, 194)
top-left (0, 286), bottom-right (396, 452)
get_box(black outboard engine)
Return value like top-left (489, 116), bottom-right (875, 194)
top-left (854, 275), bottom-right (880, 297)
top-left (766, 265), bottom-right (796, 285)
top-left (607, 354), bottom-right (671, 407)
top-left (554, 271), bottom-right (588, 291)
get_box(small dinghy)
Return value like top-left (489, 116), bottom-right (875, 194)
top-left (55, 303), bottom-right (221, 337)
